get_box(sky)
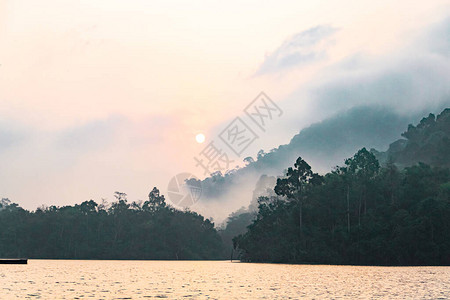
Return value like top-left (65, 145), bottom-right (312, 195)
top-left (1, 0), bottom-right (449, 211)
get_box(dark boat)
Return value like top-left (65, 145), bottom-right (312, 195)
top-left (0, 259), bottom-right (28, 264)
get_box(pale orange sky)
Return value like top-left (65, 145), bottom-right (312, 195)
top-left (0, 0), bottom-right (449, 214)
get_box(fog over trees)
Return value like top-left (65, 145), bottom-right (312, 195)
top-left (232, 109), bottom-right (450, 265)
top-left (234, 151), bottom-right (450, 265)
top-left (1, 109), bottom-right (449, 264)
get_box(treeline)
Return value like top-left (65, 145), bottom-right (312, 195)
top-left (0, 188), bottom-right (224, 260)
top-left (234, 149), bottom-right (450, 265)
top-left (375, 108), bottom-right (450, 168)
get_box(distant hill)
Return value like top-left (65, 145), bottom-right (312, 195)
top-left (197, 105), bottom-right (427, 223)
top-left (201, 106), bottom-right (413, 202)
top-left (219, 108), bottom-right (450, 253)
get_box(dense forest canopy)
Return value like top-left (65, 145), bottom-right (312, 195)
top-left (375, 108), bottom-right (450, 168)
top-left (198, 106), bottom-right (414, 204)
top-left (1, 109), bottom-right (449, 264)
top-left (0, 188), bottom-right (224, 260)
top-left (233, 150), bottom-right (450, 265)
top-left (227, 109), bottom-right (450, 265)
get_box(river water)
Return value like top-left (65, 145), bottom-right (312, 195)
top-left (1, 260), bottom-right (449, 299)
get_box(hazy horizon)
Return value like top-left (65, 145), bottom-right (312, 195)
top-left (1, 1), bottom-right (450, 214)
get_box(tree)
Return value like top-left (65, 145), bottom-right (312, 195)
top-left (0, 188), bottom-right (224, 260)
top-left (0, 198), bottom-right (11, 209)
top-left (243, 156), bottom-right (255, 165)
top-left (143, 187), bottom-right (166, 212)
top-left (274, 157), bottom-right (322, 233)
top-left (344, 148), bottom-right (380, 224)
top-left (257, 149), bottom-right (266, 160)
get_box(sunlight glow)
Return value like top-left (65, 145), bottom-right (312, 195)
top-left (195, 133), bottom-right (205, 144)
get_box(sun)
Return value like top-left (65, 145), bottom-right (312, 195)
top-left (195, 133), bottom-right (205, 144)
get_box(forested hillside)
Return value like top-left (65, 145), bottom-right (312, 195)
top-left (1, 109), bottom-right (449, 264)
top-left (234, 149), bottom-right (450, 265)
top-left (375, 108), bottom-right (450, 168)
top-left (200, 106), bottom-right (412, 202)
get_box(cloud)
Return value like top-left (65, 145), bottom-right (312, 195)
top-left (420, 16), bottom-right (450, 57)
top-left (256, 25), bottom-right (338, 75)
top-left (0, 112), bottom-right (181, 210)
top-left (276, 16), bottom-right (450, 132)
top-left (0, 128), bottom-right (20, 152)
top-left (55, 115), bottom-right (125, 152)
top-left (311, 57), bottom-right (450, 116)
top-left (192, 16), bottom-right (450, 222)
top-left (0, 119), bottom-right (30, 154)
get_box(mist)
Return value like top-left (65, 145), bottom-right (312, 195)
top-left (191, 17), bottom-right (450, 222)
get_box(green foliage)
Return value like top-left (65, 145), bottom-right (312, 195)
top-left (234, 151), bottom-right (450, 265)
top-left (381, 108), bottom-right (450, 168)
top-left (0, 188), bottom-right (224, 260)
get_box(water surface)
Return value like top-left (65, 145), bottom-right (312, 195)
top-left (1, 260), bottom-right (449, 299)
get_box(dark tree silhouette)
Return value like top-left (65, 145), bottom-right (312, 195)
top-left (0, 188), bottom-right (224, 260)
top-left (234, 150), bottom-right (450, 265)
